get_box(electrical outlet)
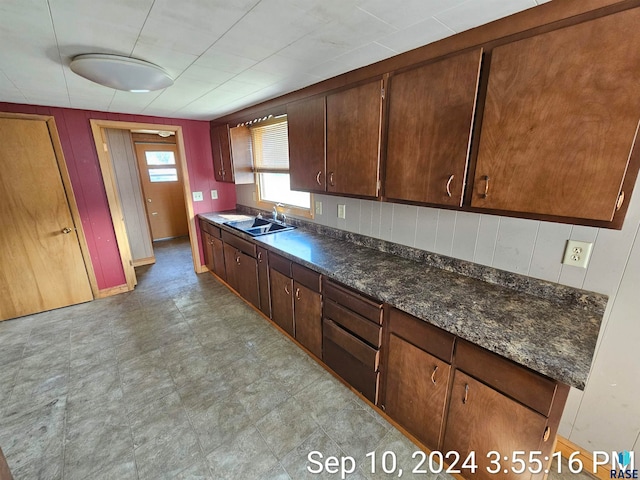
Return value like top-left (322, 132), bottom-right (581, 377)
top-left (337, 204), bottom-right (346, 219)
top-left (315, 201), bottom-right (322, 215)
top-left (192, 191), bottom-right (203, 202)
top-left (211, 189), bottom-right (218, 200)
top-left (562, 240), bottom-right (593, 268)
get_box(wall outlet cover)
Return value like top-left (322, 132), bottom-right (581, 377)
top-left (337, 204), bottom-right (346, 219)
top-left (211, 189), bottom-right (218, 200)
top-left (192, 191), bottom-right (203, 202)
top-left (562, 240), bottom-right (593, 268)
top-left (315, 201), bottom-right (322, 215)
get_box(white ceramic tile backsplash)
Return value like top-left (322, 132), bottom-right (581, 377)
top-left (236, 176), bottom-right (640, 452)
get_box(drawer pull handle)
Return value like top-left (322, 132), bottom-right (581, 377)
top-left (543, 426), bottom-right (551, 442)
top-left (295, 288), bottom-right (300, 300)
top-left (481, 175), bottom-right (490, 199)
top-left (284, 285), bottom-right (290, 295)
top-left (329, 171), bottom-right (335, 187)
top-left (463, 383), bottom-right (469, 404)
top-left (235, 256), bottom-right (240, 265)
top-left (431, 365), bottom-right (438, 384)
top-left (316, 171), bottom-right (322, 185)
top-left (446, 174), bottom-right (454, 197)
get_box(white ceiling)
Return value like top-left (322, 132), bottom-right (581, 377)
top-left (0, 0), bottom-right (549, 121)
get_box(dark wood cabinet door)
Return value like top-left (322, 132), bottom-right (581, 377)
top-left (201, 231), bottom-right (214, 271)
top-left (236, 251), bottom-right (260, 309)
top-left (288, 96), bottom-right (326, 192)
top-left (257, 247), bottom-right (271, 318)
top-left (211, 236), bottom-right (226, 281)
top-left (443, 371), bottom-right (548, 480)
top-left (326, 80), bottom-right (383, 197)
top-left (222, 243), bottom-right (238, 291)
top-left (270, 268), bottom-right (294, 335)
top-left (472, 9), bottom-right (640, 221)
top-left (211, 124), bottom-right (233, 183)
top-left (385, 49), bottom-right (482, 207)
top-left (229, 125), bottom-right (254, 185)
top-left (384, 334), bottom-right (451, 449)
top-left (293, 281), bottom-right (322, 358)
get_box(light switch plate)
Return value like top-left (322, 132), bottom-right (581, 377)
top-left (315, 201), bottom-right (322, 215)
top-left (192, 191), bottom-right (203, 202)
top-left (211, 189), bottom-right (218, 200)
top-left (562, 240), bottom-right (593, 268)
top-left (337, 204), bottom-right (346, 219)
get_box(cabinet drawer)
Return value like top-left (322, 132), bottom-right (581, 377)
top-left (455, 339), bottom-right (557, 416)
top-left (388, 308), bottom-right (455, 363)
top-left (222, 230), bottom-right (257, 257)
top-left (323, 319), bottom-right (379, 403)
top-left (269, 252), bottom-right (292, 276)
top-left (324, 279), bottom-right (383, 324)
top-left (292, 262), bottom-right (321, 293)
top-left (199, 218), bottom-right (220, 238)
top-left (324, 300), bottom-right (381, 347)
top-left (323, 318), bottom-right (379, 370)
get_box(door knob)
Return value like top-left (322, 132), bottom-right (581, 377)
top-left (61, 227), bottom-right (72, 234)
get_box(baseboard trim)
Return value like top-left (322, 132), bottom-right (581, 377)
top-left (132, 256), bottom-right (155, 267)
top-left (96, 284), bottom-right (130, 298)
top-left (557, 436), bottom-right (610, 480)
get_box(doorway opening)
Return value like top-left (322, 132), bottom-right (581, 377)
top-left (90, 120), bottom-right (203, 293)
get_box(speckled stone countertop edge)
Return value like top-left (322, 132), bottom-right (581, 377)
top-left (199, 209), bottom-right (604, 389)
top-left (235, 205), bottom-right (607, 314)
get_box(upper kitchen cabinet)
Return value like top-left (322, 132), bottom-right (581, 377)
top-left (385, 49), bottom-right (483, 207)
top-left (471, 8), bottom-right (640, 223)
top-left (326, 80), bottom-right (384, 198)
top-left (210, 124), bottom-right (253, 184)
top-left (288, 96), bottom-right (326, 193)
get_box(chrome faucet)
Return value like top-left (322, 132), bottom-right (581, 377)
top-left (272, 203), bottom-right (286, 223)
top-left (272, 205), bottom-right (278, 221)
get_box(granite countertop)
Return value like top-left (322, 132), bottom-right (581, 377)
top-left (199, 211), bottom-right (605, 390)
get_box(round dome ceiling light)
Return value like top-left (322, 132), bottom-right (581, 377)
top-left (69, 54), bottom-right (174, 92)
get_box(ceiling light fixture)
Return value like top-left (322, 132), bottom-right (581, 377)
top-left (69, 54), bottom-right (174, 92)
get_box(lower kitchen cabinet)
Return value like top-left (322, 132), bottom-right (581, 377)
top-left (257, 246), bottom-right (271, 318)
top-left (200, 219), bottom-right (226, 280)
top-left (322, 279), bottom-right (383, 403)
top-left (269, 253), bottom-right (323, 356)
top-left (381, 308), bottom-right (454, 449)
top-left (221, 231), bottom-right (260, 309)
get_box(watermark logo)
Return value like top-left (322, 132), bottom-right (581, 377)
top-left (593, 450), bottom-right (638, 479)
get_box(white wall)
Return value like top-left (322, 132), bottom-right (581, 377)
top-left (237, 178), bottom-right (640, 453)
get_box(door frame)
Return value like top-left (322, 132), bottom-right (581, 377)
top-left (90, 119), bottom-right (201, 293)
top-left (0, 112), bottom-right (98, 297)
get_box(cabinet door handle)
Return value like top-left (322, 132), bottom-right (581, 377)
top-left (295, 288), bottom-right (300, 300)
top-left (446, 174), bottom-right (454, 197)
top-left (218, 169), bottom-right (222, 177)
top-left (543, 426), bottom-right (551, 442)
top-left (329, 171), bottom-right (335, 187)
top-left (316, 171), bottom-right (322, 185)
top-left (480, 175), bottom-right (490, 199)
top-left (463, 383), bottom-right (469, 404)
top-left (235, 255), bottom-right (240, 265)
top-left (284, 285), bottom-right (290, 295)
top-left (257, 251), bottom-right (262, 261)
top-left (431, 365), bottom-right (438, 384)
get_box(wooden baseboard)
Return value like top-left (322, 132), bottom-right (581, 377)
top-left (96, 284), bottom-right (130, 298)
top-left (132, 256), bottom-right (155, 267)
top-left (556, 436), bottom-right (610, 480)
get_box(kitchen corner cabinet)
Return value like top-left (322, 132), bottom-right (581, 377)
top-left (210, 124), bottom-right (253, 184)
top-left (326, 80), bottom-right (384, 198)
top-left (442, 340), bottom-right (569, 480)
top-left (288, 96), bottom-right (326, 193)
top-left (385, 49), bottom-right (483, 207)
top-left (269, 253), bottom-right (323, 357)
top-left (471, 8), bottom-right (640, 222)
top-left (381, 308), bottom-right (455, 449)
top-left (221, 231), bottom-right (260, 309)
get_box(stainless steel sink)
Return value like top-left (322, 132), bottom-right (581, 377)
top-left (224, 217), bottom-right (296, 237)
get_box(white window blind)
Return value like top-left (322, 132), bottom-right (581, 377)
top-left (250, 117), bottom-right (289, 173)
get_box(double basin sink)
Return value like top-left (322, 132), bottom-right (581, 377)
top-left (224, 217), bottom-right (296, 237)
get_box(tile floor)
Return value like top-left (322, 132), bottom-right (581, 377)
top-left (0, 237), bottom-right (593, 480)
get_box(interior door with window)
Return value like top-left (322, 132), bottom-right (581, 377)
top-left (134, 143), bottom-right (188, 240)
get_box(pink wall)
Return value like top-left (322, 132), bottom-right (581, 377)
top-left (0, 102), bottom-right (237, 290)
